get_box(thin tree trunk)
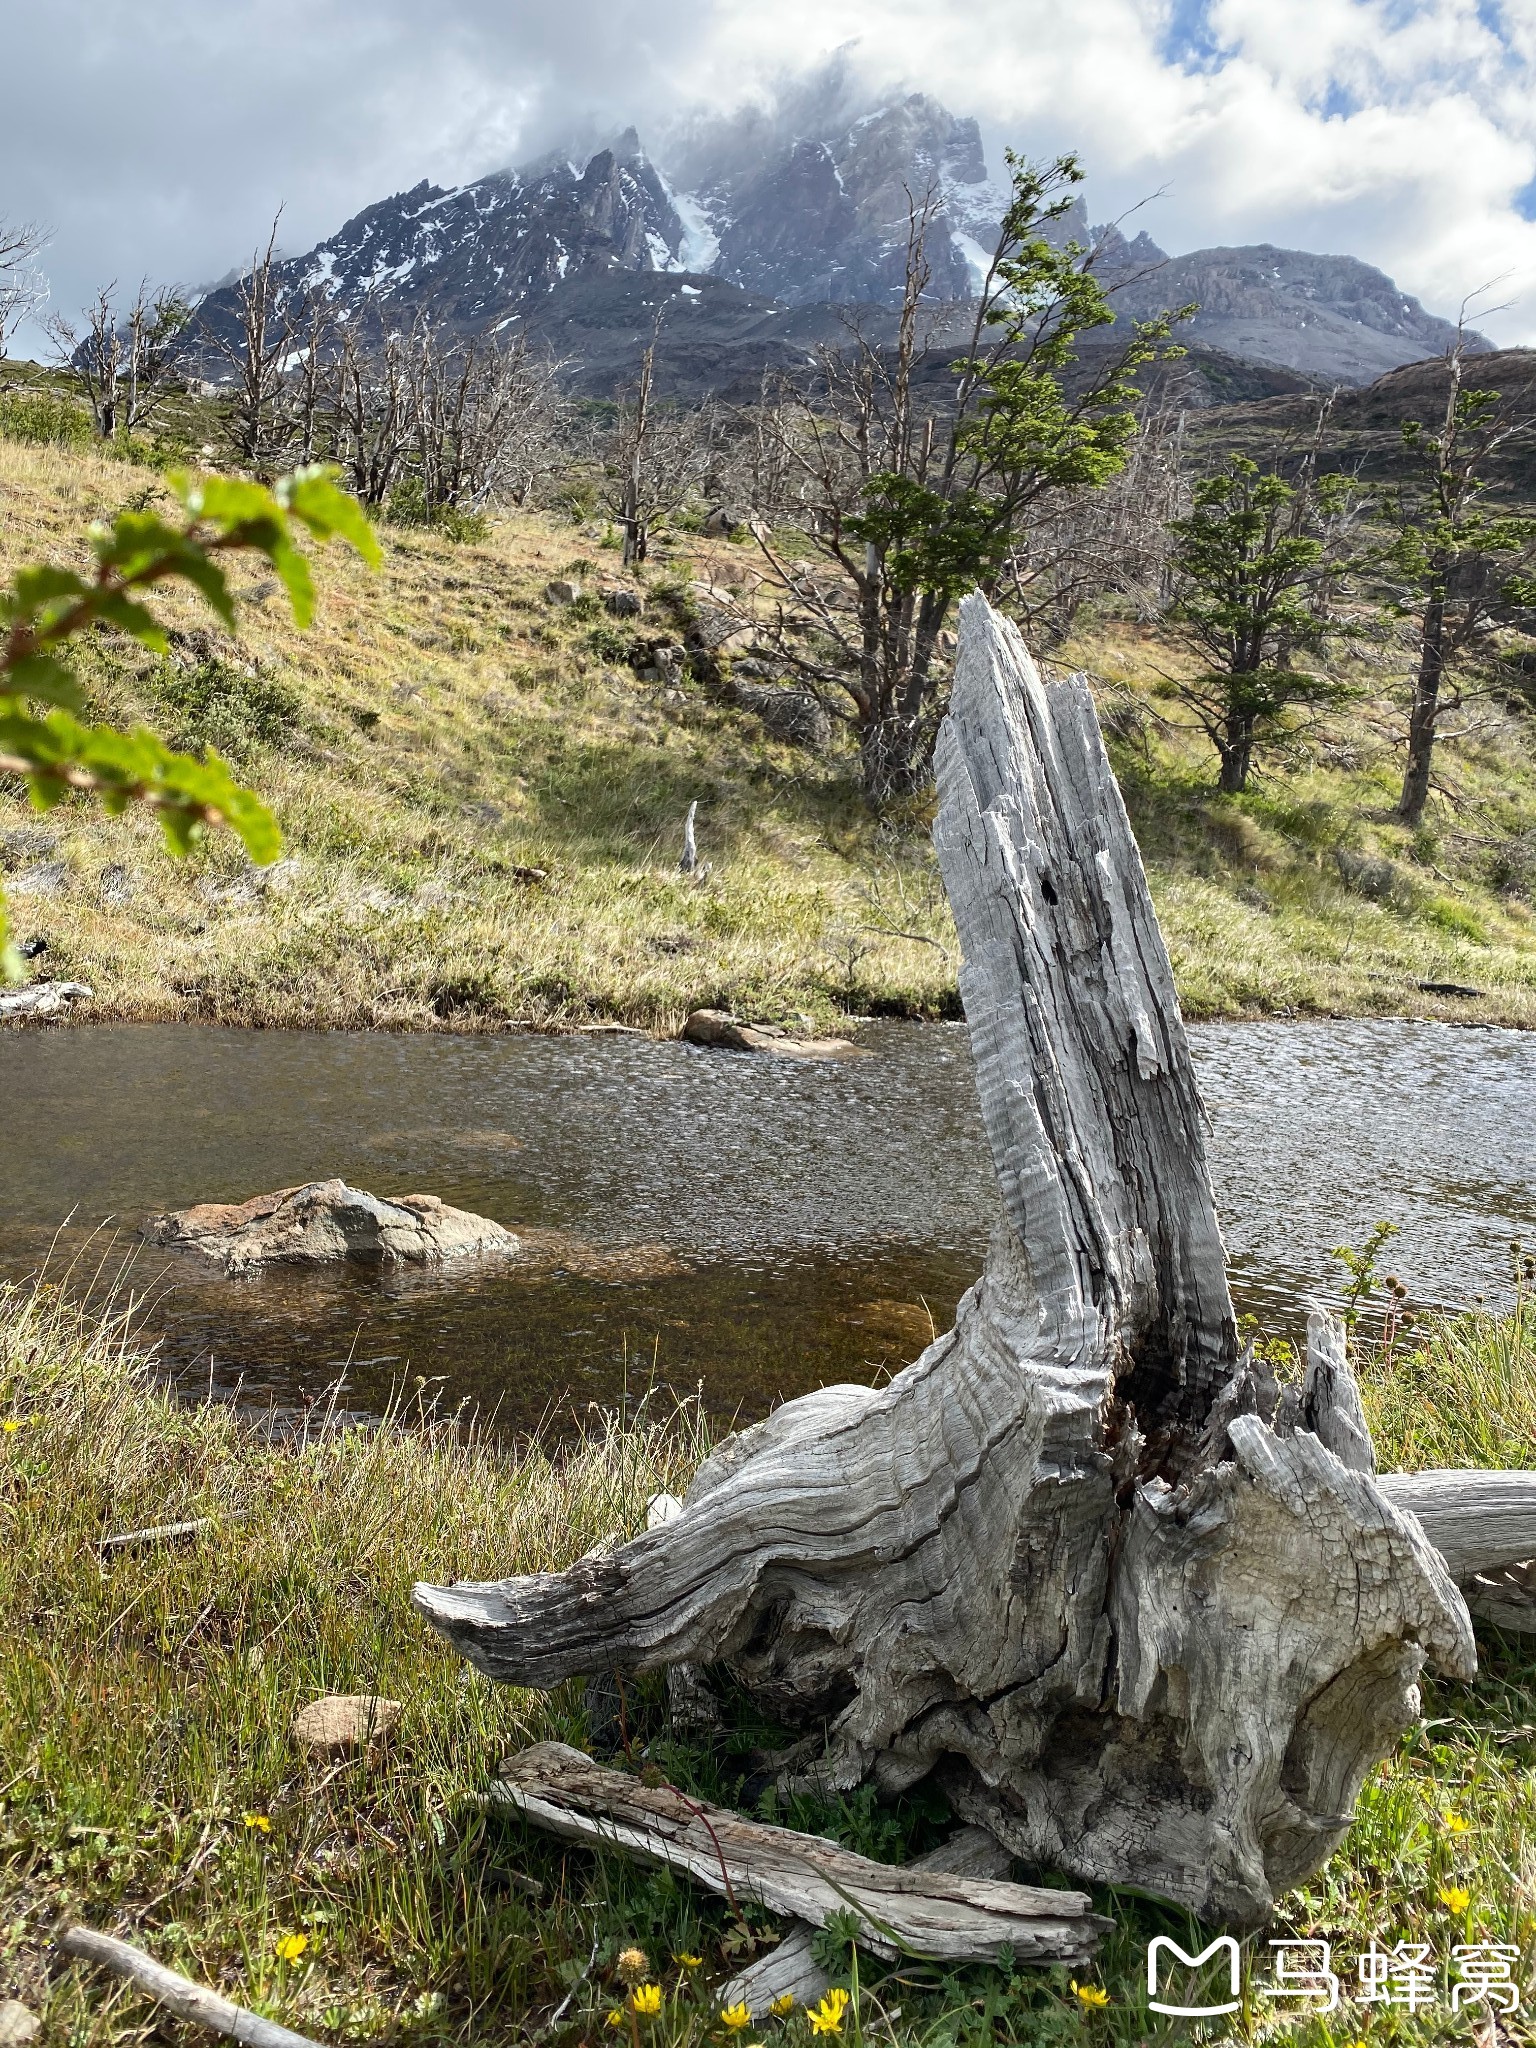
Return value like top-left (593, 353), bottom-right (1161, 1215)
top-left (1398, 595), bottom-right (1446, 827)
top-left (1218, 708), bottom-right (1256, 794)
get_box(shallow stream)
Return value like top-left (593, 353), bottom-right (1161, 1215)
top-left (2, 1018), bottom-right (1532, 1433)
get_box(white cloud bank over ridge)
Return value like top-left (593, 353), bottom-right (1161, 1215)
top-left (4, 0), bottom-right (1536, 347)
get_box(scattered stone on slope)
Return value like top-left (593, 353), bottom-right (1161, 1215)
top-left (544, 578), bottom-right (582, 604)
top-left (681, 1008), bottom-right (862, 1060)
top-left (601, 585), bottom-right (644, 616)
top-left (0, 981), bottom-right (92, 1021)
top-left (0, 2003), bottom-right (39, 2047)
top-left (293, 1694), bottom-right (403, 1754)
top-left (8, 860), bottom-right (68, 898)
top-left (141, 1178), bottom-right (520, 1273)
top-left (0, 828), bottom-right (58, 867)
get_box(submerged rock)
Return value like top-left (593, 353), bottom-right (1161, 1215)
top-left (681, 1008), bottom-right (862, 1060)
top-left (141, 1177), bottom-right (520, 1273)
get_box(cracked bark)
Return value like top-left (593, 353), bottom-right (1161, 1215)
top-left (417, 594), bottom-right (1519, 1924)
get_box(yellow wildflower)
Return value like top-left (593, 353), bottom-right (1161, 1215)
top-left (1071, 1981), bottom-right (1110, 2008)
top-left (1441, 1809), bottom-right (1472, 1833)
top-left (2, 1419), bottom-right (23, 1435)
top-left (605, 2012), bottom-right (626, 2029)
top-left (242, 1812), bottom-right (272, 1833)
top-left (720, 2003), bottom-right (752, 2030)
top-left (769, 1994), bottom-right (796, 2018)
top-left (616, 1948), bottom-right (651, 1987)
top-left (274, 1933), bottom-right (310, 1964)
top-left (632, 1985), bottom-right (663, 2017)
top-left (675, 1954), bottom-right (703, 1969)
top-left (1438, 1885), bottom-right (1471, 1912)
top-left (806, 1988), bottom-right (850, 2035)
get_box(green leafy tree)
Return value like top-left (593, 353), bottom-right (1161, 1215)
top-left (1164, 448), bottom-right (1360, 793)
top-left (1, 465), bottom-right (379, 979)
top-left (750, 155), bottom-right (1189, 798)
top-left (1383, 343), bottom-right (1536, 827)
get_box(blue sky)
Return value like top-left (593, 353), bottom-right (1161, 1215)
top-left (3, 0), bottom-right (1535, 348)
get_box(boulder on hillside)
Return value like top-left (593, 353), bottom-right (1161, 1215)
top-left (544, 578), bottom-right (582, 603)
top-left (681, 1008), bottom-right (863, 1060)
top-left (601, 585), bottom-right (644, 617)
top-left (141, 1178), bottom-right (520, 1273)
top-left (0, 980), bottom-right (92, 1021)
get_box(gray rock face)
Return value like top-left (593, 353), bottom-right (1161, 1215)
top-left (141, 1178), bottom-right (520, 1273)
top-left (1095, 236), bottom-right (1483, 386)
top-left (182, 65), bottom-right (1482, 397)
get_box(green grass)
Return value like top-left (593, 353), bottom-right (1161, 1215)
top-left (5, 1276), bottom-right (1535, 2045)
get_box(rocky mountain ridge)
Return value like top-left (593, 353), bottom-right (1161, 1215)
top-left (191, 83), bottom-right (1482, 395)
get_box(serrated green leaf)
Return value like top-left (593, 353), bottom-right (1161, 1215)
top-left (185, 474), bottom-right (283, 531)
top-left (283, 468), bottom-right (382, 566)
top-left (11, 564), bottom-right (91, 615)
top-left (4, 654), bottom-right (84, 713)
top-left (170, 548), bottom-right (238, 631)
top-left (269, 537), bottom-right (316, 628)
top-left (0, 893), bottom-right (22, 987)
top-left (91, 592), bottom-right (170, 652)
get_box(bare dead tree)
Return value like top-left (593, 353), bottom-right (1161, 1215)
top-left (48, 280), bottom-right (193, 440)
top-left (212, 217), bottom-right (295, 476)
top-left (417, 596), bottom-right (1536, 1929)
top-left (284, 287), bottom-right (336, 465)
top-left (601, 317), bottom-right (717, 565)
top-left (45, 288), bottom-right (123, 438)
top-left (0, 217), bottom-right (49, 358)
top-left (325, 314), bottom-right (412, 508)
top-left (402, 317), bottom-right (569, 513)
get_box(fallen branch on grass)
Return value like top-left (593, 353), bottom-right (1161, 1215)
top-left (57, 1928), bottom-right (323, 2048)
top-left (490, 1742), bottom-right (1108, 1966)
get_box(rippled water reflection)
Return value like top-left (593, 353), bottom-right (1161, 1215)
top-left (1, 1018), bottom-right (1531, 1431)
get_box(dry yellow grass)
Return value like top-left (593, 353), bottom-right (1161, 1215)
top-left (2, 434), bottom-right (1535, 1030)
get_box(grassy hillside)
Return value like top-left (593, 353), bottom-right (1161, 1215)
top-left (2, 429), bottom-right (1535, 1030)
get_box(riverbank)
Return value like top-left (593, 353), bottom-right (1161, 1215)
top-left (2, 436), bottom-right (1535, 1031)
top-left (3, 1275), bottom-right (1533, 2046)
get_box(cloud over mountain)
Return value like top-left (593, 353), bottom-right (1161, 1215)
top-left (4, 0), bottom-right (1536, 351)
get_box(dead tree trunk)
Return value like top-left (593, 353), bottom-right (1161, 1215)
top-left (417, 593), bottom-right (1532, 1925)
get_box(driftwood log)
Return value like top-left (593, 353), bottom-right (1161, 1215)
top-left (416, 595), bottom-right (1536, 1924)
top-left (58, 1928), bottom-right (323, 2048)
top-left (489, 1744), bottom-right (1106, 1965)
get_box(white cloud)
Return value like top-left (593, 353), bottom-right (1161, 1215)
top-left (4, 0), bottom-right (1536, 350)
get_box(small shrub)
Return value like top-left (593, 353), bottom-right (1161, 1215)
top-left (1422, 894), bottom-right (1489, 944)
top-left (0, 387), bottom-right (93, 448)
top-left (149, 651), bottom-right (303, 761)
top-left (384, 477), bottom-right (491, 543)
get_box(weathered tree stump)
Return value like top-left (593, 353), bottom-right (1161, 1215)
top-left (416, 595), bottom-right (1536, 1924)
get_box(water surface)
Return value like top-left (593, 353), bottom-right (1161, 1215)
top-left (2, 1018), bottom-right (1531, 1432)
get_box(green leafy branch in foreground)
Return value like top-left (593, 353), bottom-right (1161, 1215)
top-left (0, 465), bottom-right (379, 979)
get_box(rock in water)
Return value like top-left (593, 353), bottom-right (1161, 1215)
top-left (141, 1178), bottom-right (520, 1273)
top-left (293, 1694), bottom-right (403, 1754)
top-left (681, 1008), bottom-right (862, 1060)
